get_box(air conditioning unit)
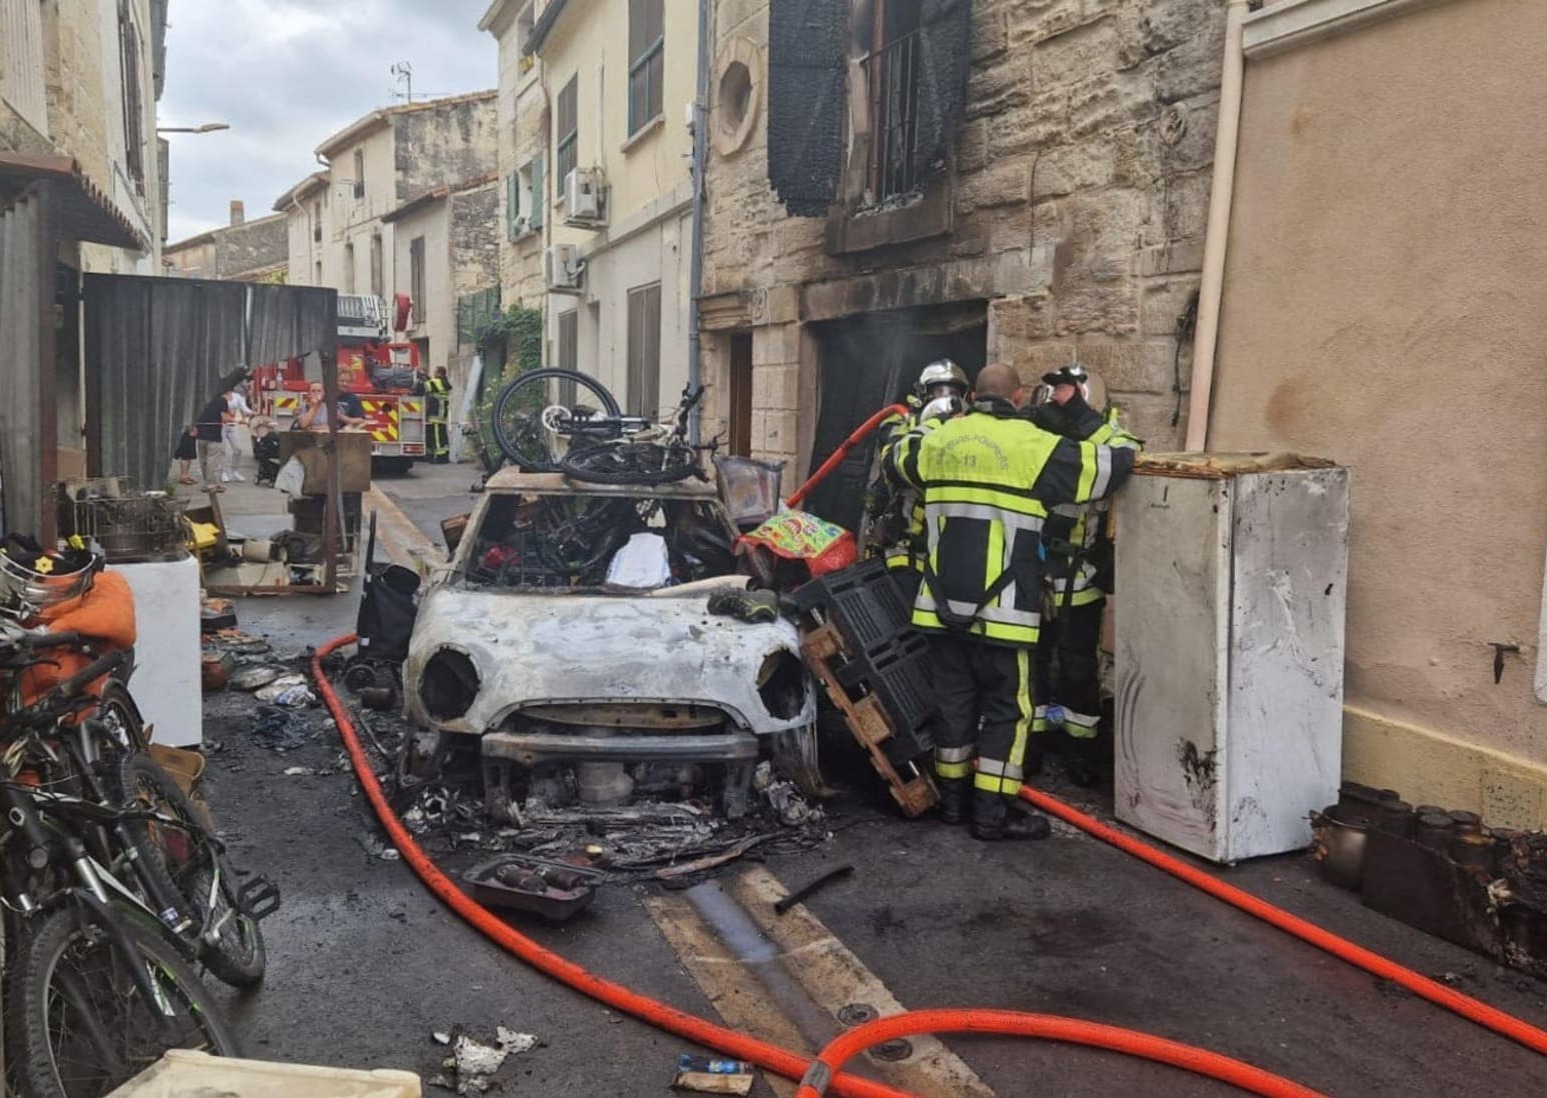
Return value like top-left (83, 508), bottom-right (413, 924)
top-left (563, 167), bottom-right (605, 225)
top-left (545, 244), bottom-right (582, 292)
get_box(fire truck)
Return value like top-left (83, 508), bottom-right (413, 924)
top-left (263, 294), bottom-right (428, 473)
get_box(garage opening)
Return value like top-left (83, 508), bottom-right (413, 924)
top-left (802, 301), bottom-right (987, 532)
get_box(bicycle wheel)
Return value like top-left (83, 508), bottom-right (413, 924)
top-left (560, 440), bottom-right (701, 485)
top-left (115, 754), bottom-right (266, 989)
top-left (491, 368), bottom-right (620, 471)
top-left (7, 905), bottom-right (241, 1098)
top-left (95, 680), bottom-right (147, 753)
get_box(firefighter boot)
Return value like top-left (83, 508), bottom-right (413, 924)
top-left (936, 778), bottom-right (968, 825)
top-left (969, 789), bottom-right (1051, 842)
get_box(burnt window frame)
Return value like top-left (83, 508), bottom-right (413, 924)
top-left (556, 75), bottom-right (579, 196)
top-left (627, 0), bottom-right (665, 137)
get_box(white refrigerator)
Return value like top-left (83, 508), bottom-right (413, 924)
top-left (1113, 457), bottom-right (1349, 863)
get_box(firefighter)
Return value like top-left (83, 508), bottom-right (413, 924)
top-left (423, 366), bottom-right (452, 464)
top-left (885, 362), bottom-right (1136, 840)
top-left (1027, 364), bottom-right (1142, 786)
top-left (866, 359), bottom-right (969, 601)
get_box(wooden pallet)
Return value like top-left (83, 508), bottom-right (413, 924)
top-left (800, 623), bottom-right (937, 818)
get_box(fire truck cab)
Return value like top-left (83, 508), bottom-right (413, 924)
top-left (265, 294), bottom-right (428, 474)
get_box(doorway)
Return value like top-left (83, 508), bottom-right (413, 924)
top-left (804, 301), bottom-right (987, 532)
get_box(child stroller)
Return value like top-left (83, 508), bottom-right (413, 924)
top-left (252, 420), bottom-right (281, 487)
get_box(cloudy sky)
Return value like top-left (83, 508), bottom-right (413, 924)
top-left (160, 0), bottom-right (497, 242)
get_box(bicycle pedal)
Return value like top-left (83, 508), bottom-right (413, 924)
top-left (237, 875), bottom-right (281, 921)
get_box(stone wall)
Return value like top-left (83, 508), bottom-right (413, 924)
top-left (701, 0), bottom-right (1226, 464)
top-left (451, 182), bottom-right (501, 297)
top-left (394, 93), bottom-right (499, 207)
top-left (215, 213), bottom-right (287, 280)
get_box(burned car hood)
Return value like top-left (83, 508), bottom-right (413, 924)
top-left (403, 585), bottom-right (816, 736)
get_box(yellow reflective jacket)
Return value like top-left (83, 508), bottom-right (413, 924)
top-left (884, 399), bottom-right (1135, 646)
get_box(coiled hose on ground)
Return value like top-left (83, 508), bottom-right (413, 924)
top-left (313, 636), bottom-right (1544, 1095)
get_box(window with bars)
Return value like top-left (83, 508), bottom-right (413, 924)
top-left (409, 236), bottom-right (426, 324)
top-left (861, 0), bottom-right (924, 204)
top-left (118, 2), bottom-right (145, 190)
top-left (556, 76), bottom-right (578, 194)
top-left (626, 283), bottom-right (662, 418)
top-left (628, 0), bottom-right (664, 136)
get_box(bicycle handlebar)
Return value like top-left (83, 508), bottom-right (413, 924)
top-left (4, 649), bottom-right (128, 729)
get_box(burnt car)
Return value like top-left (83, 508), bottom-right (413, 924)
top-left (403, 470), bottom-right (816, 821)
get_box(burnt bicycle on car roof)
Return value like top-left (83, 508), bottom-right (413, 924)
top-left (490, 370), bottom-right (712, 487)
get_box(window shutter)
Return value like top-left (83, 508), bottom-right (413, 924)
top-left (529, 155), bottom-right (545, 231)
top-left (506, 172), bottom-right (519, 241)
top-left (913, 0), bottom-right (972, 184)
top-left (767, 0), bottom-right (848, 217)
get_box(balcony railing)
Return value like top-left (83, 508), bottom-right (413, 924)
top-left (861, 30), bottom-right (923, 204)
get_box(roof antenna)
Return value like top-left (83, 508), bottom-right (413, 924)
top-left (391, 61), bottom-right (413, 104)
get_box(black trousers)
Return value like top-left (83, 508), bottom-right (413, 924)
top-left (928, 632), bottom-right (1034, 798)
top-left (1033, 596), bottom-right (1104, 738)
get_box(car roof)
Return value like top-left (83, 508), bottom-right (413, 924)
top-left (481, 469), bottom-right (721, 500)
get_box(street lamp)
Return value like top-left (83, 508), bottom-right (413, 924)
top-left (157, 122), bottom-right (230, 134)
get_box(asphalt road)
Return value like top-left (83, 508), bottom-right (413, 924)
top-left (193, 460), bottom-right (1547, 1097)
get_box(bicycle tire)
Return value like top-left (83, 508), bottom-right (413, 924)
top-left (559, 441), bottom-right (701, 485)
top-left (491, 369), bottom-right (620, 470)
top-left (95, 679), bottom-right (148, 752)
top-left (7, 905), bottom-right (241, 1098)
top-left (115, 754), bottom-right (267, 989)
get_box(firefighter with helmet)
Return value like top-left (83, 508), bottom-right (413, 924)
top-left (1026, 363), bottom-right (1142, 785)
top-left (884, 362), bottom-right (1136, 839)
top-left (423, 366), bottom-right (452, 464)
top-left (865, 359), bottom-right (969, 599)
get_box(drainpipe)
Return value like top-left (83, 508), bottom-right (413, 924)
top-left (686, 0), bottom-right (711, 445)
top-left (1182, 0), bottom-right (1249, 452)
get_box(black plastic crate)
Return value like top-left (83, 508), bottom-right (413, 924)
top-left (792, 560), bottom-right (914, 651)
top-left (835, 631), bottom-right (936, 743)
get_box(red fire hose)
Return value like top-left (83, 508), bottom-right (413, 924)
top-left (786, 404), bottom-right (908, 509)
top-left (313, 636), bottom-right (1319, 1096)
top-left (314, 636), bottom-right (1546, 1094)
top-left (1017, 786), bottom-right (1547, 1058)
top-left (793, 1010), bottom-right (1326, 1098)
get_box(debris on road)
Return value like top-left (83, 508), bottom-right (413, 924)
top-left (357, 831), bottom-right (402, 861)
top-left (774, 863), bottom-right (855, 915)
top-left (672, 1054), bottom-right (755, 1096)
top-left (231, 665), bottom-right (286, 691)
top-left (463, 855), bottom-right (603, 922)
top-left (251, 706), bottom-right (313, 750)
top-left (428, 1027), bottom-right (541, 1095)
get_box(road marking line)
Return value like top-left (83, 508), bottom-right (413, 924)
top-left (643, 890), bottom-right (806, 1098)
top-left (363, 483), bottom-right (436, 571)
top-left (645, 868), bottom-right (995, 1098)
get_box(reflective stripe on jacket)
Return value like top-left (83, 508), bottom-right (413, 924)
top-left (884, 399), bottom-right (1135, 646)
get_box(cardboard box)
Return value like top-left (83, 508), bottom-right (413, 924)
top-left (278, 429), bottom-right (373, 494)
